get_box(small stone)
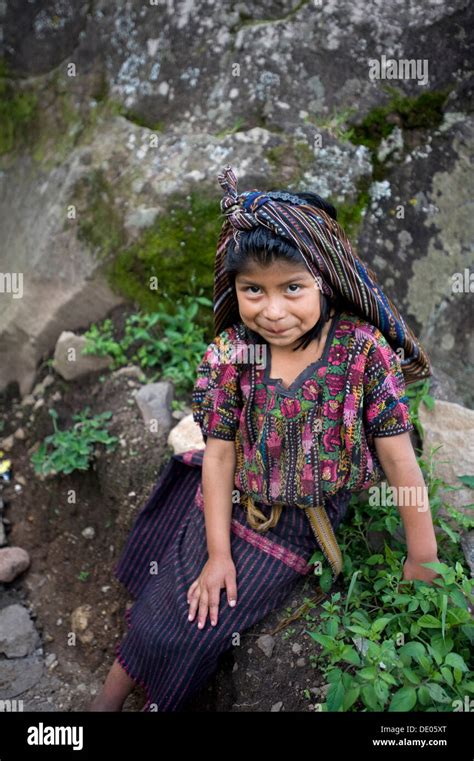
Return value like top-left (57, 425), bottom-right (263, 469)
top-left (13, 427), bottom-right (25, 440)
top-left (0, 547), bottom-right (30, 582)
top-left (71, 604), bottom-right (94, 644)
top-left (81, 527), bottom-right (95, 540)
top-left (292, 643), bottom-right (303, 655)
top-left (0, 435), bottom-right (14, 451)
top-left (33, 398), bottom-right (44, 411)
top-left (271, 701), bottom-right (283, 712)
top-left (296, 657), bottom-right (306, 667)
top-left (256, 634), bottom-right (275, 658)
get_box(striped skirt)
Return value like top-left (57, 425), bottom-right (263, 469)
top-left (113, 448), bottom-right (350, 712)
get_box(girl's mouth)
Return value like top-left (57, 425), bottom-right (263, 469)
top-left (264, 326), bottom-right (290, 335)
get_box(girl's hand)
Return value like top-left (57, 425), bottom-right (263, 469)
top-left (187, 555), bottom-right (237, 629)
top-left (402, 554), bottom-right (441, 585)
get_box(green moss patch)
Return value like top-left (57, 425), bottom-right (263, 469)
top-left (0, 59), bottom-right (38, 156)
top-left (72, 168), bottom-right (127, 259)
top-left (106, 190), bottom-right (223, 313)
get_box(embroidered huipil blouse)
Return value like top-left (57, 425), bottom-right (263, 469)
top-left (191, 311), bottom-right (415, 511)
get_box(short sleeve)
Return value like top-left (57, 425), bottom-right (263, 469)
top-left (191, 331), bottom-right (243, 442)
top-left (363, 333), bottom-right (415, 438)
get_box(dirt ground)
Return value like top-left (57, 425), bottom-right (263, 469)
top-left (0, 350), bottom-right (171, 711)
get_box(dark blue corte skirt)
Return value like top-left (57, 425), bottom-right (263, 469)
top-left (113, 448), bottom-right (350, 712)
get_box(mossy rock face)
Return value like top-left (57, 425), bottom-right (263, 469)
top-left (329, 175), bottom-right (372, 241)
top-left (106, 190), bottom-right (223, 315)
top-left (72, 168), bottom-right (127, 260)
top-left (349, 87), bottom-right (451, 151)
top-left (0, 59), bottom-right (38, 156)
top-left (265, 139), bottom-right (315, 186)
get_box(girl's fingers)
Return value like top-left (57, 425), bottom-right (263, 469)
top-left (187, 586), bottom-right (200, 622)
top-left (186, 579), bottom-right (199, 604)
top-left (225, 574), bottom-right (238, 608)
top-left (208, 589), bottom-right (221, 627)
top-left (197, 588), bottom-right (209, 630)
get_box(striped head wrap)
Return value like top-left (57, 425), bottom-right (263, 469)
top-left (214, 164), bottom-right (431, 385)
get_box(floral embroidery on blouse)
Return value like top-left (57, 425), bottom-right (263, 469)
top-left (191, 311), bottom-right (414, 509)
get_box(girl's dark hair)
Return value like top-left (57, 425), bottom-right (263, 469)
top-left (224, 191), bottom-right (348, 351)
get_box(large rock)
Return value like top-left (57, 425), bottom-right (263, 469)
top-left (0, 604), bottom-right (39, 658)
top-left (0, 655), bottom-right (44, 700)
top-left (418, 400), bottom-right (474, 515)
top-left (53, 331), bottom-right (112, 381)
top-left (135, 382), bottom-right (174, 437)
top-left (167, 414), bottom-right (205, 454)
top-left (0, 147), bottom-right (124, 397)
top-left (1, 0), bottom-right (472, 408)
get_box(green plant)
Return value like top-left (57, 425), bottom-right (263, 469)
top-left (82, 294), bottom-right (213, 394)
top-left (405, 379), bottom-right (435, 441)
top-left (31, 407), bottom-right (119, 476)
top-left (305, 556), bottom-right (473, 712)
top-left (303, 376), bottom-right (474, 712)
top-left (303, 457), bottom-right (474, 712)
top-left (82, 319), bottom-right (128, 366)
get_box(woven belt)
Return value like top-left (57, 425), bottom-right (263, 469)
top-left (241, 493), bottom-right (343, 586)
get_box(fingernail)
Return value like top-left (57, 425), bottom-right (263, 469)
top-left (198, 621), bottom-right (203, 629)
top-left (229, 600), bottom-right (236, 607)
top-left (211, 619), bottom-right (216, 626)
top-left (188, 614), bottom-right (193, 621)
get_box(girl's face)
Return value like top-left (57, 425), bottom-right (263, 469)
top-left (234, 258), bottom-right (322, 350)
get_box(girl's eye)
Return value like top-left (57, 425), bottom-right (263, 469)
top-left (244, 284), bottom-right (302, 294)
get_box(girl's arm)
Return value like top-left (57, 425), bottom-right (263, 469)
top-left (373, 431), bottom-right (440, 582)
top-left (202, 436), bottom-right (237, 559)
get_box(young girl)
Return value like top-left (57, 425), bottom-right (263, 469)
top-left (89, 165), bottom-right (440, 712)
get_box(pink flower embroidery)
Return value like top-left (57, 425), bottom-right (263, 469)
top-left (320, 459), bottom-right (338, 482)
top-left (325, 398), bottom-right (340, 420)
top-left (343, 393), bottom-right (357, 426)
top-left (336, 320), bottom-right (354, 333)
top-left (326, 373), bottom-right (345, 397)
top-left (323, 425), bottom-right (341, 452)
top-left (302, 379), bottom-right (320, 401)
top-left (281, 398), bottom-right (301, 418)
top-left (327, 344), bottom-right (348, 366)
top-left (267, 430), bottom-right (282, 458)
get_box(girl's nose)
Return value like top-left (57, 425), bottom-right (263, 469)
top-left (262, 301), bottom-right (287, 320)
